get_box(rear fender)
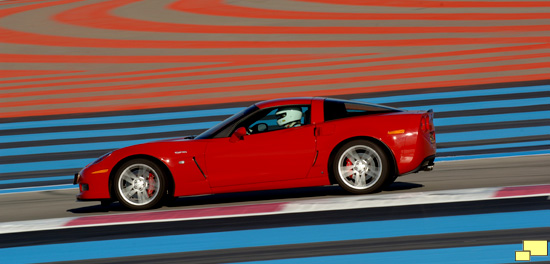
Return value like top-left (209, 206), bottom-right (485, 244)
top-left (327, 136), bottom-right (398, 184)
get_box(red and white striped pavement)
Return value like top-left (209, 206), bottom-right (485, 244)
top-left (2, 0), bottom-right (550, 118)
top-left (1, 184), bottom-right (549, 235)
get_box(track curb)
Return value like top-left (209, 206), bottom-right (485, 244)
top-left (1, 184), bottom-right (549, 235)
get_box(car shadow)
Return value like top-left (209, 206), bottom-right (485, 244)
top-left (383, 181), bottom-right (424, 192)
top-left (68, 183), bottom-right (423, 214)
top-left (67, 185), bottom-right (349, 214)
top-left (165, 185), bottom-right (349, 208)
top-left (67, 202), bottom-right (130, 214)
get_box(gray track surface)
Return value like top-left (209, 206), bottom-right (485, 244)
top-left (1, 155), bottom-right (548, 223)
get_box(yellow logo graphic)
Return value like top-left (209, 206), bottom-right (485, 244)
top-left (516, 240), bottom-right (548, 261)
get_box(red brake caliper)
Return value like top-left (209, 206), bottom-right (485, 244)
top-left (345, 158), bottom-right (354, 179)
top-left (147, 173), bottom-right (155, 197)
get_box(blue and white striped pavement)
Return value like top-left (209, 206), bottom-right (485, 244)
top-left (1, 82), bottom-right (549, 190)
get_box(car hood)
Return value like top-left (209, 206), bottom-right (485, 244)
top-left (103, 135), bottom-right (198, 158)
top-left (150, 135), bottom-right (197, 143)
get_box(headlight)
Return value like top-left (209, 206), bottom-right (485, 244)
top-left (90, 151), bottom-right (112, 166)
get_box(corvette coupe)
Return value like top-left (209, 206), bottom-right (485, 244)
top-left (74, 97), bottom-right (436, 210)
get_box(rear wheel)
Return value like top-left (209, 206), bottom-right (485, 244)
top-left (114, 159), bottom-right (165, 210)
top-left (332, 140), bottom-right (389, 194)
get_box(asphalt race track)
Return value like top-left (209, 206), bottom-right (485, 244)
top-left (1, 0), bottom-right (550, 263)
top-left (0, 155), bottom-right (549, 223)
top-left (2, 197), bottom-right (550, 264)
top-left (1, 155), bottom-right (549, 263)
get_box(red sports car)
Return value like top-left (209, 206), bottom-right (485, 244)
top-left (74, 97), bottom-right (436, 210)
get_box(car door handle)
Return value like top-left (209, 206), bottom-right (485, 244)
top-left (315, 125), bottom-right (334, 136)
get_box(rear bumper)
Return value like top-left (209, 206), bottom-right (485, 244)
top-left (415, 155), bottom-right (435, 172)
top-left (399, 155), bottom-right (435, 176)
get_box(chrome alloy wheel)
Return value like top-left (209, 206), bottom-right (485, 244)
top-left (337, 145), bottom-right (382, 190)
top-left (117, 163), bottom-right (161, 206)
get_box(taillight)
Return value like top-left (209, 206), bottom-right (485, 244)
top-left (423, 110), bottom-right (435, 131)
top-left (421, 110), bottom-right (436, 144)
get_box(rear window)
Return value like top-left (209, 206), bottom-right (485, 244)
top-left (324, 98), bottom-right (401, 121)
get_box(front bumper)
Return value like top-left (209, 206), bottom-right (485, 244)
top-left (74, 168), bottom-right (111, 200)
top-left (74, 173), bottom-right (90, 193)
top-left (73, 173), bottom-right (80, 185)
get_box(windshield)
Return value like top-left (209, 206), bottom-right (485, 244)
top-left (196, 105), bottom-right (258, 139)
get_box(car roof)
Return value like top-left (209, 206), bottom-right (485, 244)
top-left (254, 97), bottom-right (316, 109)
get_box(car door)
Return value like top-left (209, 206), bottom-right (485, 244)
top-left (204, 106), bottom-right (316, 188)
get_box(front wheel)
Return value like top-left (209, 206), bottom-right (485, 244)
top-left (332, 140), bottom-right (390, 194)
top-left (114, 159), bottom-right (166, 210)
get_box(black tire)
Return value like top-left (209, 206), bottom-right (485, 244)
top-left (113, 159), bottom-right (166, 210)
top-left (332, 140), bottom-right (390, 194)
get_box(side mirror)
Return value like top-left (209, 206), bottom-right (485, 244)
top-left (257, 123), bottom-right (268, 132)
top-left (229, 127), bottom-right (247, 143)
top-left (250, 123), bottom-right (268, 134)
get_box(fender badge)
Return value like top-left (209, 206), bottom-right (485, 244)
top-left (175, 151), bottom-right (188, 154)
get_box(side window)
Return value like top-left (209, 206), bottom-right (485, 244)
top-left (324, 100), bottom-right (348, 121)
top-left (324, 99), bottom-right (399, 121)
top-left (239, 105), bottom-right (310, 135)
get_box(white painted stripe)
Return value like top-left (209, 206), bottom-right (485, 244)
top-left (1, 184), bottom-right (549, 235)
top-left (282, 187), bottom-right (499, 213)
top-left (0, 217), bottom-right (76, 234)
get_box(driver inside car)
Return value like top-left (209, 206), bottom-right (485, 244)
top-left (276, 107), bottom-right (303, 128)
